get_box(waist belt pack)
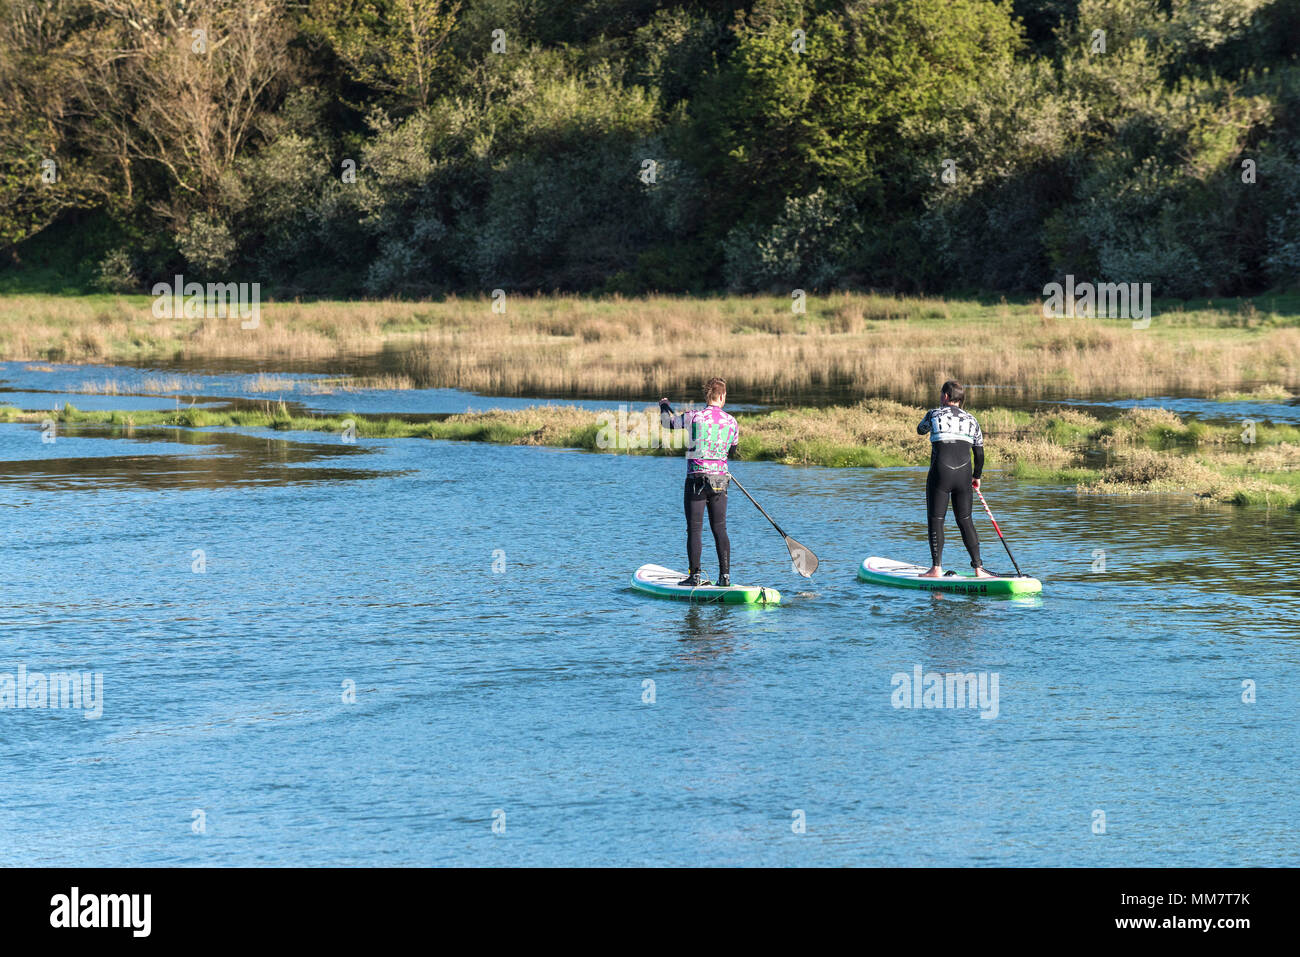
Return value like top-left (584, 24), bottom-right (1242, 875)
top-left (691, 473), bottom-right (730, 493)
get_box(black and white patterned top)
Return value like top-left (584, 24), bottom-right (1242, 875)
top-left (917, 406), bottom-right (984, 446)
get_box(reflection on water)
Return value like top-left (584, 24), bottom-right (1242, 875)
top-left (925, 589), bottom-right (1045, 608)
top-left (0, 423), bottom-right (397, 491)
top-left (675, 605), bottom-right (741, 661)
top-left (5, 360), bottom-right (1296, 420)
top-left (0, 361), bottom-right (763, 418)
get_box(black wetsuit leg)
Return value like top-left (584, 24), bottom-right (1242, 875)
top-left (926, 442), bottom-right (983, 568)
top-left (707, 483), bottom-right (730, 580)
top-left (684, 474), bottom-right (730, 576)
top-left (925, 469), bottom-right (949, 567)
top-left (684, 476), bottom-right (704, 573)
top-left (950, 477), bottom-right (981, 568)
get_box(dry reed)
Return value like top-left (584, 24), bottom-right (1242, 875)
top-left (1, 292), bottom-right (1296, 402)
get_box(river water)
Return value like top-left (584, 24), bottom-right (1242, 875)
top-left (0, 363), bottom-right (1296, 865)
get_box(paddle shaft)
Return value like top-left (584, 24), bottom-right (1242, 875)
top-left (727, 473), bottom-right (790, 540)
top-left (974, 485), bottom-right (1025, 577)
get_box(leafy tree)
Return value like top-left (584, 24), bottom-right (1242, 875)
top-left (305, 0), bottom-right (461, 112)
top-left (691, 0), bottom-right (1024, 281)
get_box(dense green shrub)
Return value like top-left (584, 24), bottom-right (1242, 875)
top-left (93, 249), bottom-right (139, 294)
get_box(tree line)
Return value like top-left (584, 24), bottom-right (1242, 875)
top-left (1, 0), bottom-right (1298, 298)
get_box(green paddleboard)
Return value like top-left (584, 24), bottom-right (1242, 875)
top-left (631, 564), bottom-right (781, 605)
top-left (858, 556), bottom-right (1041, 596)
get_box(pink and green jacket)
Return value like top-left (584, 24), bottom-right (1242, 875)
top-left (661, 403), bottom-right (739, 476)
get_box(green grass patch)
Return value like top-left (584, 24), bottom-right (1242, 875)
top-left (749, 441), bottom-right (909, 468)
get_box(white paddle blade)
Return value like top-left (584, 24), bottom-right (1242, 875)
top-left (787, 538), bottom-right (818, 578)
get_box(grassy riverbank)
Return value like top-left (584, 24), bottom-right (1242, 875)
top-left (8, 398), bottom-right (1298, 511)
top-left (2, 293), bottom-right (1298, 401)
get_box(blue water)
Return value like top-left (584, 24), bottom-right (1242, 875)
top-left (0, 391), bottom-right (223, 413)
top-left (0, 417), bottom-right (1295, 866)
top-left (1059, 394), bottom-right (1300, 426)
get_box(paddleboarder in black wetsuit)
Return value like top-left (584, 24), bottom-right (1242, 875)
top-left (916, 380), bottom-right (993, 579)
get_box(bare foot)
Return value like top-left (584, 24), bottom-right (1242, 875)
top-left (974, 566), bottom-right (994, 578)
top-left (919, 566), bottom-right (943, 578)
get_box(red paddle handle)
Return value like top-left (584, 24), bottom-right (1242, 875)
top-left (974, 486), bottom-right (1025, 577)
